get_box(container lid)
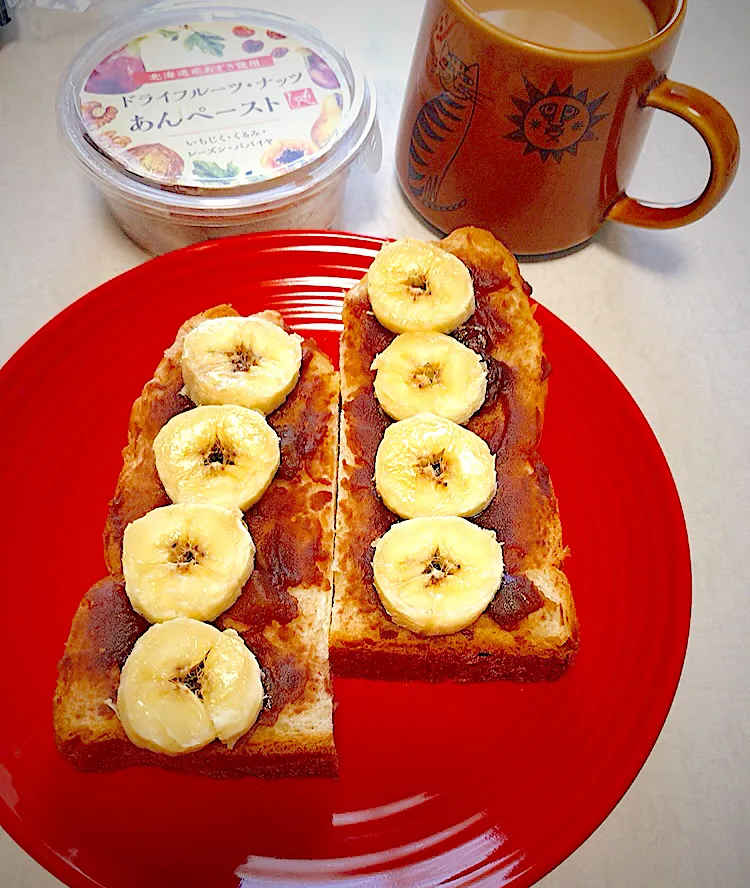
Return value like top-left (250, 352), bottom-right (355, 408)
top-left (59, 1), bottom-right (378, 213)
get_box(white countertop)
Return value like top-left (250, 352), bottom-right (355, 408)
top-left (1, 0), bottom-right (748, 885)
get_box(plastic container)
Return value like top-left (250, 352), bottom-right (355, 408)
top-left (57, 1), bottom-right (380, 254)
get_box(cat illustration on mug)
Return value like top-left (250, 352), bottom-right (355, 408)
top-left (406, 14), bottom-right (479, 212)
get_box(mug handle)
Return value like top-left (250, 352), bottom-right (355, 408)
top-left (606, 79), bottom-right (740, 228)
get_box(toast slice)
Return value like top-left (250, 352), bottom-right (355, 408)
top-left (330, 227), bottom-right (579, 682)
top-left (54, 306), bottom-right (339, 777)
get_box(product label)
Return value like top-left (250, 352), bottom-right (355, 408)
top-left (79, 22), bottom-right (348, 188)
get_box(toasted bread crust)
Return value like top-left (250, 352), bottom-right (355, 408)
top-left (329, 639), bottom-right (577, 683)
top-left (54, 306), bottom-right (339, 776)
top-left (330, 227), bottom-right (579, 681)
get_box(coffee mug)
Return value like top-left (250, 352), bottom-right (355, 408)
top-left (395, 0), bottom-right (740, 255)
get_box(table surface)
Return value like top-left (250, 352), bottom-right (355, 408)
top-left (1, 1), bottom-right (748, 886)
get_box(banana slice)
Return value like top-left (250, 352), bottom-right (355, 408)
top-left (182, 316), bottom-right (303, 415)
top-left (153, 405), bottom-right (280, 511)
top-left (371, 332), bottom-right (487, 424)
top-left (375, 413), bottom-right (496, 518)
top-left (202, 628), bottom-right (265, 747)
top-left (373, 516), bottom-right (504, 636)
top-left (367, 238), bottom-right (475, 334)
top-left (122, 503), bottom-right (255, 623)
top-left (117, 618), bottom-right (264, 754)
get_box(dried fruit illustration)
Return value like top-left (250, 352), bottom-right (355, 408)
top-left (125, 143), bottom-right (185, 180)
top-left (270, 47), bottom-right (289, 59)
top-left (99, 129), bottom-right (132, 150)
top-left (311, 92), bottom-right (343, 148)
top-left (81, 101), bottom-right (118, 129)
top-left (298, 48), bottom-right (340, 89)
top-left (260, 140), bottom-right (316, 170)
top-left (267, 30), bottom-right (286, 39)
top-left (242, 39), bottom-right (265, 53)
top-left (84, 42), bottom-right (146, 94)
top-left (232, 26), bottom-right (255, 37)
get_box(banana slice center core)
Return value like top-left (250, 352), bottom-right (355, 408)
top-left (166, 537), bottom-right (204, 568)
top-left (203, 436), bottom-right (236, 468)
top-left (172, 659), bottom-right (206, 699)
top-left (418, 450), bottom-right (450, 487)
top-left (227, 345), bottom-right (260, 372)
top-left (407, 275), bottom-right (429, 299)
top-left (423, 548), bottom-right (460, 584)
top-left (413, 363), bottom-right (441, 388)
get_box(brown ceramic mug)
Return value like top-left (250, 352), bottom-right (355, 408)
top-left (395, 0), bottom-right (740, 256)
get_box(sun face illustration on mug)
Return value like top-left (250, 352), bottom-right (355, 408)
top-left (506, 76), bottom-right (609, 162)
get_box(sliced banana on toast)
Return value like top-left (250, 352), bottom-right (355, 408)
top-left (367, 238), bottom-right (475, 334)
top-left (371, 332), bottom-right (487, 424)
top-left (182, 316), bottom-right (303, 415)
top-left (122, 503), bottom-right (255, 623)
top-left (153, 404), bottom-right (280, 512)
top-left (375, 413), bottom-right (496, 518)
top-left (117, 618), bottom-right (264, 754)
top-left (372, 516), bottom-right (504, 636)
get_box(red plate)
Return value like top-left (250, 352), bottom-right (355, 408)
top-left (0, 231), bottom-right (690, 888)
